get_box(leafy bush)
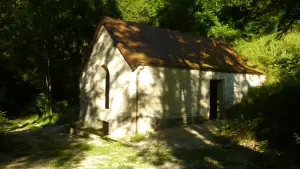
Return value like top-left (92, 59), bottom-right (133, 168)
top-left (52, 100), bottom-right (68, 114)
top-left (208, 23), bottom-right (242, 41)
top-left (130, 133), bottom-right (147, 143)
top-left (0, 111), bottom-right (8, 133)
top-left (21, 92), bottom-right (51, 117)
top-left (23, 93), bottom-right (68, 115)
top-left (220, 32), bottom-right (300, 151)
top-left (0, 111), bottom-right (8, 145)
top-left (234, 32), bottom-right (300, 84)
top-left (223, 82), bottom-right (300, 149)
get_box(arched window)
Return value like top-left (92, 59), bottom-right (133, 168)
top-left (101, 65), bottom-right (110, 109)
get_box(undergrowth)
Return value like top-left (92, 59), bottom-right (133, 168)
top-left (234, 31), bottom-right (300, 83)
top-left (220, 31), bottom-right (300, 153)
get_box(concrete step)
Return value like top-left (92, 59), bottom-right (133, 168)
top-left (69, 122), bottom-right (107, 139)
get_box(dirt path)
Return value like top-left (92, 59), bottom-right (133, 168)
top-left (0, 121), bottom-right (264, 169)
top-left (134, 120), bottom-right (223, 149)
top-left (0, 125), bottom-right (89, 169)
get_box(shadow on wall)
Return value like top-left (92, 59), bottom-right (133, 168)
top-left (157, 68), bottom-right (197, 128)
top-left (134, 66), bottom-right (296, 168)
top-left (80, 17), bottom-right (260, 137)
top-left (80, 25), bottom-right (139, 135)
top-left (80, 46), bottom-right (250, 136)
top-left (151, 68), bottom-right (242, 130)
top-left (79, 27), bottom-right (116, 129)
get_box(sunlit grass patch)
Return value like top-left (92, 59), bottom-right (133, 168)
top-left (54, 144), bottom-right (89, 168)
top-left (130, 133), bottom-right (147, 142)
top-left (6, 114), bottom-right (39, 131)
top-left (55, 149), bottom-right (74, 167)
top-left (136, 142), bottom-right (177, 166)
top-left (5, 114), bottom-right (61, 132)
top-left (80, 140), bottom-right (154, 169)
top-left (0, 122), bottom-right (276, 169)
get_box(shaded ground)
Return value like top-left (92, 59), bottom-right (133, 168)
top-left (128, 121), bottom-right (266, 169)
top-left (0, 121), bottom-right (282, 169)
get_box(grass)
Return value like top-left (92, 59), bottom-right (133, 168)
top-left (130, 133), bottom-right (148, 142)
top-left (5, 113), bottom-right (62, 132)
top-left (1, 120), bottom-right (297, 169)
top-left (0, 132), bottom-right (156, 169)
top-left (0, 123), bottom-right (268, 169)
top-left (81, 141), bottom-right (154, 169)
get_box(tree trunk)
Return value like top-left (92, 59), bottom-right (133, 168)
top-left (46, 57), bottom-right (53, 117)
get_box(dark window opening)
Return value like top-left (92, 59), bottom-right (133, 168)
top-left (102, 65), bottom-right (110, 109)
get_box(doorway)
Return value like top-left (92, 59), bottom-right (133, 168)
top-left (209, 80), bottom-right (224, 119)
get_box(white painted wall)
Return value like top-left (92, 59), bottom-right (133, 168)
top-left (80, 26), bottom-right (265, 138)
top-left (135, 66), bottom-right (265, 133)
top-left (80, 26), bottom-right (137, 139)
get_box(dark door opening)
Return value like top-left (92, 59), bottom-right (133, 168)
top-left (210, 80), bottom-right (224, 119)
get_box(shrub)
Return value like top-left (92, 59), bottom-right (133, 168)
top-left (221, 32), bottom-right (300, 151)
top-left (0, 111), bottom-right (8, 133)
top-left (130, 133), bottom-right (147, 143)
top-left (222, 83), bottom-right (300, 151)
top-left (0, 111), bottom-right (8, 145)
top-left (52, 100), bottom-right (68, 114)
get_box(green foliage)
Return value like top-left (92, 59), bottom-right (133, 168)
top-left (0, 111), bottom-right (8, 133)
top-left (219, 31), bottom-right (300, 151)
top-left (235, 32), bottom-right (300, 83)
top-left (52, 100), bottom-right (68, 114)
top-left (0, 0), bottom-right (101, 118)
top-left (116, 0), bottom-right (163, 24)
top-left (4, 113), bottom-right (61, 132)
top-left (0, 0), bottom-right (299, 138)
top-left (36, 93), bottom-right (51, 115)
top-left (208, 23), bottom-right (242, 41)
top-left (294, 133), bottom-right (300, 145)
top-left (0, 111), bottom-right (8, 146)
top-left (130, 133), bottom-right (147, 142)
top-left (223, 82), bottom-right (300, 150)
top-left (258, 140), bottom-right (269, 151)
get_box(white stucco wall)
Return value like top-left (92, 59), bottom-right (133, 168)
top-left (80, 26), bottom-right (265, 138)
top-left (135, 66), bottom-right (265, 133)
top-left (80, 26), bottom-right (137, 138)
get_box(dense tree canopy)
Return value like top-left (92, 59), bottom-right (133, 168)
top-left (0, 0), bottom-right (299, 119)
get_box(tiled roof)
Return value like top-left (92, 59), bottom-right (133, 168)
top-left (97, 17), bottom-right (262, 74)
